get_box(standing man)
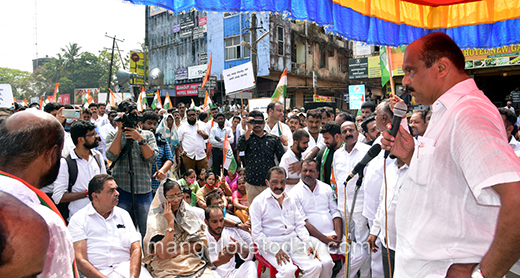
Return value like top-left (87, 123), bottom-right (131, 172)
top-left (505, 101), bottom-right (515, 113)
top-left (265, 101), bottom-right (293, 150)
top-left (237, 110), bottom-right (285, 204)
top-left (210, 113), bottom-right (234, 175)
top-left (69, 174), bottom-right (152, 278)
top-left (106, 102), bottom-right (159, 239)
top-left (279, 129), bottom-right (309, 190)
top-left (287, 115), bottom-right (301, 133)
top-left (98, 103), bottom-right (107, 119)
top-left (332, 120), bottom-right (371, 278)
top-left (99, 110), bottom-right (118, 161)
top-left (381, 32), bottom-right (520, 277)
top-left (510, 87), bottom-right (520, 110)
top-left (360, 102), bottom-right (376, 120)
top-left (302, 109), bottom-right (326, 159)
top-left (498, 107), bottom-right (520, 152)
top-left (205, 206), bottom-right (256, 278)
top-left (53, 120), bottom-right (106, 222)
top-left (178, 108), bottom-right (209, 172)
top-left (89, 103), bottom-right (108, 128)
top-left (360, 115), bottom-right (380, 145)
top-left (408, 109), bottom-right (429, 138)
top-left (177, 102), bottom-right (187, 123)
top-left (250, 167), bottom-right (322, 278)
top-left (0, 109), bottom-right (76, 277)
top-left (316, 121), bottom-right (345, 186)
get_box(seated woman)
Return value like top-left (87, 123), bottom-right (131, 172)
top-left (196, 168), bottom-right (207, 187)
top-left (232, 177), bottom-right (249, 223)
top-left (195, 172), bottom-right (232, 209)
top-left (143, 179), bottom-right (214, 278)
top-left (179, 169), bottom-right (199, 205)
top-left (225, 169), bottom-right (239, 192)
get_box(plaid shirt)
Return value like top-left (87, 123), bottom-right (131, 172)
top-left (151, 137), bottom-right (174, 192)
top-left (106, 129), bottom-right (159, 194)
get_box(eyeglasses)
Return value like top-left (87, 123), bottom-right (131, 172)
top-left (165, 193), bottom-right (184, 200)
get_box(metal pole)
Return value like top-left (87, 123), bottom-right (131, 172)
top-left (107, 37), bottom-right (116, 103)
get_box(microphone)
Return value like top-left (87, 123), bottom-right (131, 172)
top-left (384, 102), bottom-right (408, 158)
top-left (345, 144), bottom-right (381, 183)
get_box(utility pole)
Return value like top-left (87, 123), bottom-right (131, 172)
top-left (105, 33), bottom-right (124, 102)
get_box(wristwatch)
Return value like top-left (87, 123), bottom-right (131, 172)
top-left (139, 138), bottom-right (147, 145)
top-left (471, 264), bottom-right (484, 278)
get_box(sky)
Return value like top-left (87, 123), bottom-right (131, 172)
top-left (0, 0), bottom-right (146, 73)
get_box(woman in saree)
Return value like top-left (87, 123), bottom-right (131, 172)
top-left (143, 179), bottom-right (215, 278)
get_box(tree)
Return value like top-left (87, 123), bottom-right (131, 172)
top-left (98, 49), bottom-right (122, 92)
top-left (61, 43), bottom-right (82, 75)
top-left (69, 52), bottom-right (102, 89)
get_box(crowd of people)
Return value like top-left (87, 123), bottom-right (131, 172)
top-left (1, 32), bottom-right (520, 278)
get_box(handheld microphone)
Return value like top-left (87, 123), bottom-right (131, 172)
top-left (345, 144), bottom-right (381, 183)
top-left (384, 102), bottom-right (408, 158)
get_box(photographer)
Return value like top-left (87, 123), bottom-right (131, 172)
top-left (139, 111), bottom-right (174, 195)
top-left (106, 101), bottom-right (159, 237)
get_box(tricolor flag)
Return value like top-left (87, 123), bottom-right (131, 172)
top-left (223, 135), bottom-right (237, 174)
top-left (271, 69), bottom-right (287, 103)
top-left (83, 90), bottom-right (93, 108)
top-left (189, 98), bottom-right (195, 109)
top-left (201, 52), bottom-right (212, 90)
top-left (108, 89), bottom-right (121, 109)
top-left (53, 83), bottom-right (60, 103)
top-left (380, 46), bottom-right (392, 87)
top-left (23, 98), bottom-right (28, 107)
top-left (164, 91), bottom-right (172, 109)
top-left (151, 89), bottom-right (162, 110)
top-left (137, 87), bottom-right (147, 111)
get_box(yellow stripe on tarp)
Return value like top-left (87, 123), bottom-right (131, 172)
top-left (333, 0), bottom-right (520, 29)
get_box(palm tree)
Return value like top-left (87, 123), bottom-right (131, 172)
top-left (61, 43), bottom-right (82, 75)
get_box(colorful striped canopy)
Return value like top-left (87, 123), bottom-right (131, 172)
top-left (126, 0), bottom-right (520, 48)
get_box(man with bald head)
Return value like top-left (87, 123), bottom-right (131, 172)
top-left (332, 120), bottom-right (371, 278)
top-left (0, 191), bottom-right (49, 278)
top-left (0, 109), bottom-right (76, 278)
top-left (381, 32), bottom-right (520, 277)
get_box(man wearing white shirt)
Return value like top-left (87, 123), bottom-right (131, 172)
top-left (367, 158), bottom-right (408, 278)
top-left (279, 129), bottom-right (309, 191)
top-left (291, 159), bottom-right (363, 278)
top-left (89, 103), bottom-right (109, 129)
top-left (98, 103), bottom-right (108, 119)
top-left (210, 113), bottom-right (234, 175)
top-left (265, 101), bottom-right (293, 150)
top-left (69, 174), bottom-right (152, 278)
top-left (250, 166), bottom-right (321, 278)
top-left (332, 121), bottom-right (371, 278)
top-left (99, 111), bottom-right (118, 161)
top-left (380, 32), bottom-right (520, 278)
top-left (205, 206), bottom-right (256, 278)
top-left (178, 108), bottom-right (209, 172)
top-left (53, 120), bottom-right (107, 222)
top-left (302, 109), bottom-right (326, 159)
top-left (498, 107), bottom-right (520, 153)
top-left (506, 100), bottom-right (515, 113)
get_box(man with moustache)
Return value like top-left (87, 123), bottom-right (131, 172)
top-left (316, 121), bottom-right (348, 187)
top-left (69, 174), bottom-right (152, 278)
top-left (279, 129), bottom-right (310, 190)
top-left (178, 108), bottom-right (209, 172)
top-left (408, 109), bottom-right (428, 138)
top-left (302, 109), bottom-right (326, 159)
top-left (287, 115), bottom-right (301, 133)
top-left (250, 167), bottom-right (322, 278)
top-left (210, 113), bottom-right (234, 175)
top-left (265, 101), bottom-right (293, 150)
top-left (0, 109), bottom-right (77, 277)
top-left (380, 32), bottom-right (520, 278)
top-left (205, 206), bottom-right (256, 278)
top-left (53, 120), bottom-right (107, 222)
top-left (332, 120), bottom-right (371, 278)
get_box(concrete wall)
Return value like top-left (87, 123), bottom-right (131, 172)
top-left (207, 12), bottom-right (224, 80)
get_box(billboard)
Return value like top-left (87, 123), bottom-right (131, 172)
top-left (175, 83), bottom-right (202, 96)
top-left (349, 85), bottom-right (365, 110)
top-left (463, 45), bottom-right (520, 69)
top-left (74, 88), bottom-right (100, 105)
top-left (130, 52), bottom-right (148, 85)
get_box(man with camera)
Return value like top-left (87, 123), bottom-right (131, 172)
top-left (139, 111), bottom-right (174, 195)
top-left (106, 101), bottom-right (159, 238)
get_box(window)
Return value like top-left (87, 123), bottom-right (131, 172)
top-left (277, 26), bottom-right (284, 56)
top-left (243, 33), bottom-right (251, 58)
top-left (224, 12), bottom-right (237, 18)
top-left (225, 36), bottom-right (241, 60)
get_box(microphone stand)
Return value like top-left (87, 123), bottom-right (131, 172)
top-left (126, 138), bottom-right (138, 227)
top-left (345, 171), bottom-right (364, 278)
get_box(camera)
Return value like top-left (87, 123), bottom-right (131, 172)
top-left (114, 104), bottom-right (142, 128)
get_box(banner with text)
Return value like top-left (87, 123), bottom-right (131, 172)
top-left (223, 61), bottom-right (255, 94)
top-left (188, 64), bottom-right (207, 79)
top-left (0, 84), bottom-right (14, 108)
top-left (349, 84), bottom-right (365, 110)
top-left (176, 83), bottom-right (202, 96)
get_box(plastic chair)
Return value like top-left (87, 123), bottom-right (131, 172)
top-left (254, 244), bottom-right (300, 278)
top-left (331, 254), bottom-right (345, 263)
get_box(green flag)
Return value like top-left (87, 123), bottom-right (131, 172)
top-left (380, 47), bottom-right (390, 87)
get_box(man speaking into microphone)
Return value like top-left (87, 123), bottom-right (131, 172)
top-left (381, 32), bottom-right (520, 278)
top-left (332, 120), bottom-right (371, 278)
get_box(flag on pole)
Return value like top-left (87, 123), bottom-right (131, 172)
top-left (189, 98), bottom-right (195, 109)
top-left (164, 91), bottom-right (172, 109)
top-left (82, 90), bottom-right (93, 108)
top-left (137, 87), bottom-right (147, 111)
top-left (108, 89), bottom-right (121, 109)
top-left (271, 69), bottom-right (287, 103)
top-left (23, 98), bottom-right (28, 107)
top-left (39, 97), bottom-right (44, 110)
top-left (151, 89), bottom-right (162, 109)
top-left (53, 83), bottom-right (60, 102)
top-left (223, 134), bottom-right (237, 174)
top-left (201, 52), bottom-right (212, 90)
top-left (380, 47), bottom-right (392, 87)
